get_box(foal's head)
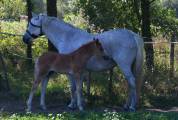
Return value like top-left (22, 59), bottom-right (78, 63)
top-left (91, 38), bottom-right (104, 57)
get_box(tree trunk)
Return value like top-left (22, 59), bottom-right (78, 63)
top-left (47, 0), bottom-right (58, 52)
top-left (133, 0), bottom-right (141, 24)
top-left (26, 0), bottom-right (33, 64)
top-left (141, 0), bottom-right (154, 71)
top-left (108, 69), bottom-right (113, 98)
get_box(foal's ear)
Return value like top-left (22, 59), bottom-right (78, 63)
top-left (94, 38), bottom-right (101, 48)
top-left (93, 38), bottom-right (99, 43)
top-left (32, 12), bottom-right (38, 17)
top-left (95, 38), bottom-right (100, 45)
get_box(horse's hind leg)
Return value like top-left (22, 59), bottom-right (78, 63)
top-left (113, 48), bottom-right (137, 111)
top-left (40, 77), bottom-right (49, 110)
top-left (120, 64), bottom-right (136, 111)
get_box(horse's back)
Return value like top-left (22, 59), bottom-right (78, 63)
top-left (95, 29), bottom-right (140, 58)
top-left (97, 29), bottom-right (138, 48)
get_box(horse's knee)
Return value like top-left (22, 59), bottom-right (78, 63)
top-left (127, 76), bottom-right (136, 90)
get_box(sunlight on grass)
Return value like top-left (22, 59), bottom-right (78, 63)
top-left (1, 111), bottom-right (178, 120)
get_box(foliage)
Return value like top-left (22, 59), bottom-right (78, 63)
top-left (73, 0), bottom-right (178, 39)
top-left (75, 0), bottom-right (140, 32)
top-left (151, 2), bottom-right (178, 38)
top-left (0, 0), bottom-right (26, 20)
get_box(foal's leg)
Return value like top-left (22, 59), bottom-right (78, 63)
top-left (75, 73), bottom-right (84, 111)
top-left (40, 77), bottom-right (49, 110)
top-left (67, 74), bottom-right (77, 109)
top-left (27, 76), bottom-right (42, 112)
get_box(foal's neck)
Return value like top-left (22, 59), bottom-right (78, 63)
top-left (74, 42), bottom-right (95, 54)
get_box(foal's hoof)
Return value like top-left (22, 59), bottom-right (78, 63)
top-left (68, 103), bottom-right (77, 110)
top-left (123, 104), bottom-right (129, 111)
top-left (128, 107), bottom-right (136, 112)
top-left (26, 108), bottom-right (32, 113)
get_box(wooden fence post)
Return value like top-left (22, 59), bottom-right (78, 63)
top-left (170, 33), bottom-right (175, 79)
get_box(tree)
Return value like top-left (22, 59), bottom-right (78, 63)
top-left (26, 0), bottom-right (33, 64)
top-left (47, 0), bottom-right (58, 52)
top-left (76, 0), bottom-right (140, 32)
top-left (141, 0), bottom-right (154, 71)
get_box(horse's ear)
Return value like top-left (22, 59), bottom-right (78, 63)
top-left (32, 12), bottom-right (37, 17)
top-left (39, 13), bottom-right (47, 16)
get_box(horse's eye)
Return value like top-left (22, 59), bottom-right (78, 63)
top-left (35, 16), bottom-right (39, 20)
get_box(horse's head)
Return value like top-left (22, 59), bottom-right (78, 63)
top-left (23, 13), bottom-right (44, 44)
top-left (93, 38), bottom-right (105, 57)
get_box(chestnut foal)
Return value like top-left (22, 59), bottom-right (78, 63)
top-left (27, 38), bottom-right (104, 111)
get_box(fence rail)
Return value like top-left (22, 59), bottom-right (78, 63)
top-left (1, 32), bottom-right (178, 44)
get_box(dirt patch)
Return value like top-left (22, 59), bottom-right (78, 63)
top-left (146, 107), bottom-right (178, 112)
top-left (0, 93), bottom-right (178, 114)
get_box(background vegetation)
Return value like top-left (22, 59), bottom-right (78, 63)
top-left (1, 0), bottom-right (178, 119)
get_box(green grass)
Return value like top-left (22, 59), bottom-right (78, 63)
top-left (1, 111), bottom-right (178, 120)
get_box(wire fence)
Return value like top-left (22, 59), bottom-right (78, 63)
top-left (1, 31), bottom-right (178, 97)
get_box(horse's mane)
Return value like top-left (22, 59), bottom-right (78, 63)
top-left (43, 15), bottom-right (89, 35)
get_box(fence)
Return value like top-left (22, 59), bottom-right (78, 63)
top-left (0, 32), bottom-right (178, 98)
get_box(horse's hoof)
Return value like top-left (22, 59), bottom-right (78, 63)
top-left (78, 106), bottom-right (84, 111)
top-left (40, 105), bottom-right (47, 111)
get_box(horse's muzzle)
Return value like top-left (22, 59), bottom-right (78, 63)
top-left (22, 34), bottom-right (31, 44)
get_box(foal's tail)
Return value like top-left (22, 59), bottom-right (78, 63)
top-left (133, 33), bottom-right (144, 106)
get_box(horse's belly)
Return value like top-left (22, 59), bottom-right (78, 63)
top-left (86, 56), bottom-right (116, 71)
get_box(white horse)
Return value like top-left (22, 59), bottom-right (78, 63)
top-left (23, 13), bottom-right (144, 111)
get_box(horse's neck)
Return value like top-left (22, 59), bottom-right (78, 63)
top-left (42, 18), bottom-right (93, 53)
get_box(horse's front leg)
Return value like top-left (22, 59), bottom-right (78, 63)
top-left (67, 74), bottom-right (77, 109)
top-left (40, 77), bottom-right (49, 110)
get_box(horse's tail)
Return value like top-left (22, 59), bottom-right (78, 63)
top-left (133, 33), bottom-right (144, 106)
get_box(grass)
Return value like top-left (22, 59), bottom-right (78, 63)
top-left (0, 111), bottom-right (178, 120)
